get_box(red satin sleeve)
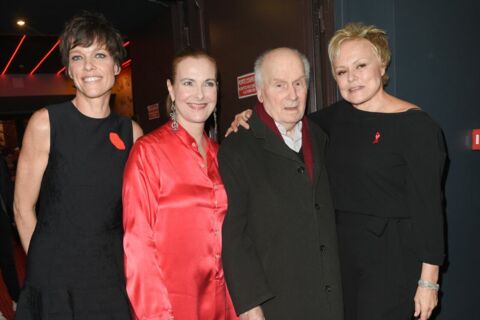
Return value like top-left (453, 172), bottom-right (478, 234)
top-left (122, 141), bottom-right (173, 320)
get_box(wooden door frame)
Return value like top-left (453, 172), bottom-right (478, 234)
top-left (305, 0), bottom-right (337, 112)
top-left (173, 0), bottom-right (337, 111)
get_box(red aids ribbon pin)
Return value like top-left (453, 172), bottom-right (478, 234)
top-left (373, 131), bottom-right (381, 144)
top-left (109, 132), bottom-right (126, 150)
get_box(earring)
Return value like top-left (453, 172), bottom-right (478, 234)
top-left (209, 107), bottom-right (218, 141)
top-left (170, 101), bottom-right (178, 131)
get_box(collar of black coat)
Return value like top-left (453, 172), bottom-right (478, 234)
top-left (253, 101), bottom-right (314, 182)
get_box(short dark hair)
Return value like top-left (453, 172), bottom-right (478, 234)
top-left (59, 11), bottom-right (126, 68)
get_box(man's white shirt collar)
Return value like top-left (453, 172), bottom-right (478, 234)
top-left (274, 121), bottom-right (303, 152)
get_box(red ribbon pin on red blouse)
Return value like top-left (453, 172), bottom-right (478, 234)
top-left (373, 131), bottom-right (381, 144)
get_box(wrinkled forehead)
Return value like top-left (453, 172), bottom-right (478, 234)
top-left (262, 53), bottom-right (305, 82)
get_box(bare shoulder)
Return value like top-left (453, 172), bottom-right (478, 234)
top-left (23, 108), bottom-right (50, 148)
top-left (17, 108), bottom-right (51, 175)
top-left (28, 108), bottom-right (50, 132)
top-left (390, 96), bottom-right (420, 112)
top-left (131, 120), bottom-right (144, 142)
top-left (15, 109), bottom-right (51, 207)
top-left (401, 100), bottom-right (421, 111)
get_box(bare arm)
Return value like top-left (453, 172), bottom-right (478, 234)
top-left (13, 108), bottom-right (50, 253)
top-left (239, 306), bottom-right (265, 320)
top-left (224, 109), bottom-right (253, 137)
top-left (131, 120), bottom-right (143, 142)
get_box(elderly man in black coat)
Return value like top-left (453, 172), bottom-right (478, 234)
top-left (219, 47), bottom-right (343, 320)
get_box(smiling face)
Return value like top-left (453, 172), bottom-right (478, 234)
top-left (332, 38), bottom-right (386, 109)
top-left (67, 40), bottom-right (120, 101)
top-left (167, 56), bottom-right (217, 131)
top-left (257, 48), bottom-right (308, 131)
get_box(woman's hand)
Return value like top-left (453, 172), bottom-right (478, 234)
top-left (414, 286), bottom-right (438, 320)
top-left (225, 109), bottom-right (253, 137)
top-left (414, 263), bottom-right (440, 320)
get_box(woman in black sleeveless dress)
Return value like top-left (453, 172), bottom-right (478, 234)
top-left (14, 12), bottom-right (143, 319)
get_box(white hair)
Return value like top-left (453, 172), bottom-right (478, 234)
top-left (254, 47), bottom-right (310, 88)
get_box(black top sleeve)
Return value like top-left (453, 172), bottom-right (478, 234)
top-left (403, 111), bottom-right (447, 265)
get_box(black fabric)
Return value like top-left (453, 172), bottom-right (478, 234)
top-left (219, 114), bottom-right (343, 320)
top-left (310, 100), bottom-right (446, 320)
top-left (16, 101), bottom-right (133, 320)
top-left (336, 212), bottom-right (419, 320)
top-left (0, 156), bottom-right (20, 302)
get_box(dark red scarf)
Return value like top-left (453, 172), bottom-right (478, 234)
top-left (255, 102), bottom-right (314, 182)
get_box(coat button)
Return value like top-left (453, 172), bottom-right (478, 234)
top-left (319, 245), bottom-right (326, 252)
top-left (297, 166), bottom-right (305, 174)
top-left (315, 203), bottom-right (321, 209)
top-left (325, 285), bottom-right (332, 293)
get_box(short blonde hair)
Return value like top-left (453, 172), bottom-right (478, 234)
top-left (328, 22), bottom-right (391, 84)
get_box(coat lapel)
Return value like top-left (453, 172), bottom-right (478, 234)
top-left (250, 114), bottom-right (304, 164)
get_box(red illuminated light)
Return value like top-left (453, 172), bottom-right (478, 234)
top-left (56, 66), bottom-right (66, 76)
top-left (121, 59), bottom-right (132, 69)
top-left (29, 38), bottom-right (61, 75)
top-left (1, 34), bottom-right (27, 75)
top-left (121, 41), bottom-right (131, 69)
top-left (472, 129), bottom-right (480, 150)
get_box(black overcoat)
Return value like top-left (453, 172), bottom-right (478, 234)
top-left (218, 113), bottom-right (343, 320)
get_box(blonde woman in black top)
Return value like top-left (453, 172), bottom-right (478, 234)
top-left (310, 23), bottom-right (445, 320)
top-left (228, 23), bottom-right (446, 320)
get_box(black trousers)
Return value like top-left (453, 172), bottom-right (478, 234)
top-left (336, 212), bottom-right (421, 320)
top-left (0, 209), bottom-right (20, 302)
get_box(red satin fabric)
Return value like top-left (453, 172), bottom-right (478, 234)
top-left (123, 121), bottom-right (238, 320)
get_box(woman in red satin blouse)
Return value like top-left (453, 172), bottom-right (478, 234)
top-left (122, 48), bottom-right (237, 320)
